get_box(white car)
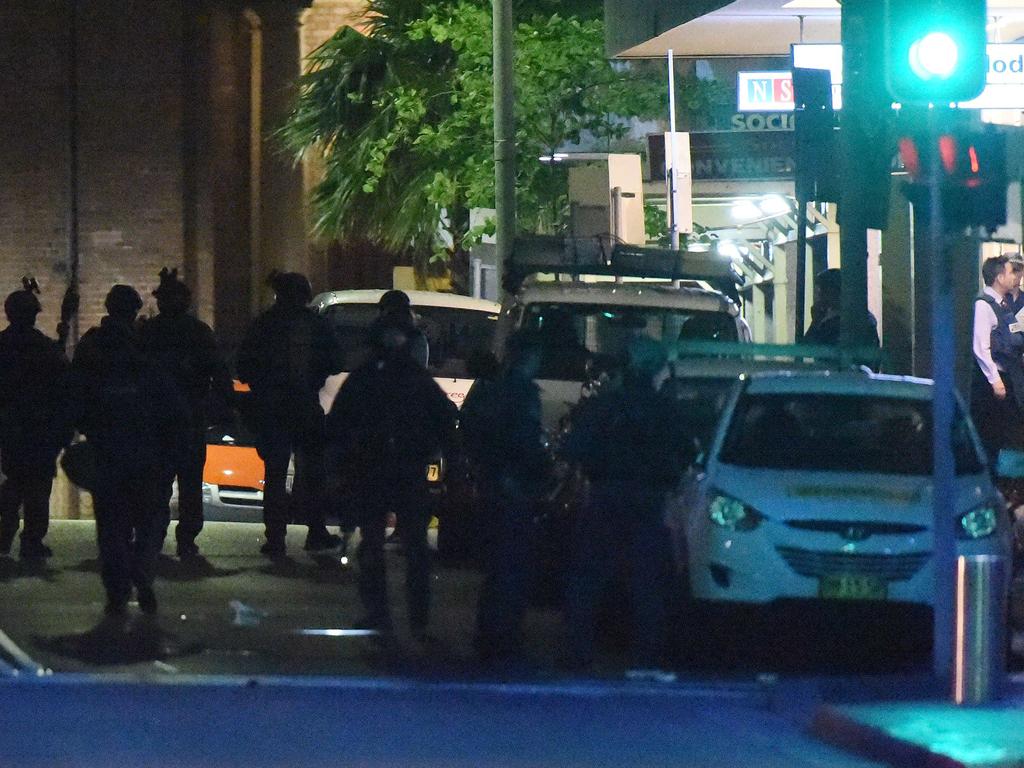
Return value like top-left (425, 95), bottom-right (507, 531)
top-left (314, 289), bottom-right (501, 412)
top-left (673, 370), bottom-right (1013, 608)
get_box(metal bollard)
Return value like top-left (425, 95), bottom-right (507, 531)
top-left (953, 554), bottom-right (1008, 705)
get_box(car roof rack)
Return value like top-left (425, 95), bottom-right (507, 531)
top-left (504, 235), bottom-right (743, 301)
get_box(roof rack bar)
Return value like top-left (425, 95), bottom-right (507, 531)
top-left (504, 236), bottom-right (742, 300)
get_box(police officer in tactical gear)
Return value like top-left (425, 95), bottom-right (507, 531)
top-left (563, 336), bottom-right (692, 680)
top-left (69, 285), bottom-right (189, 616)
top-left (237, 271), bottom-right (344, 556)
top-left (0, 279), bottom-right (72, 559)
top-left (326, 324), bottom-right (457, 640)
top-left (462, 330), bottom-right (549, 663)
top-left (139, 268), bottom-right (233, 558)
top-left (972, 254), bottom-right (1024, 462)
top-left (372, 290), bottom-right (429, 368)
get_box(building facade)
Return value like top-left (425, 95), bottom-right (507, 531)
top-left (0, 0), bottom-right (365, 352)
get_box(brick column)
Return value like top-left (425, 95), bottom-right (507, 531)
top-left (254, 2), bottom-right (310, 296)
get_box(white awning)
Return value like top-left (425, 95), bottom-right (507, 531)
top-left (613, 0), bottom-right (1024, 59)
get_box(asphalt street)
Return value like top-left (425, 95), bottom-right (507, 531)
top-left (2, 519), bottom-right (1021, 767)
top-left (0, 519), bottom-right (969, 679)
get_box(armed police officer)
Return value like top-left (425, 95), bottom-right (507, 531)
top-left (0, 279), bottom-right (72, 559)
top-left (461, 330), bottom-right (549, 663)
top-left (563, 336), bottom-right (692, 680)
top-left (69, 285), bottom-right (189, 616)
top-left (237, 271), bottom-right (344, 556)
top-left (139, 268), bottom-right (232, 558)
top-left (327, 324), bottom-right (456, 641)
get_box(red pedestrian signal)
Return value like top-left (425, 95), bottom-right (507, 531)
top-left (898, 128), bottom-right (1007, 232)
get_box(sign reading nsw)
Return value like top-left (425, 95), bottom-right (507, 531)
top-left (737, 72), bottom-right (794, 112)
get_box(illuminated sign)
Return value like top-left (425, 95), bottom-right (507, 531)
top-left (737, 72), bottom-right (794, 111)
top-left (775, 43), bottom-right (1024, 110)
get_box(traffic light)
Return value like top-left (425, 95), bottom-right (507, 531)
top-left (898, 127), bottom-right (1007, 231)
top-left (793, 67), bottom-right (840, 203)
top-left (884, 0), bottom-right (988, 104)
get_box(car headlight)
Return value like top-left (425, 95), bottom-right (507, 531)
top-left (202, 483), bottom-right (214, 502)
top-left (708, 493), bottom-right (762, 531)
top-left (957, 504), bottom-right (999, 539)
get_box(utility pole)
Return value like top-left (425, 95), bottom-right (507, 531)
top-left (493, 0), bottom-right (516, 272)
top-left (838, 0), bottom-right (888, 350)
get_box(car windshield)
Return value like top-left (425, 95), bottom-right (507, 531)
top-left (718, 393), bottom-right (984, 475)
top-left (324, 302), bottom-right (498, 379)
top-left (521, 302), bottom-right (737, 380)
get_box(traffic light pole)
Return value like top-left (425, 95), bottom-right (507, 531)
top-left (923, 110), bottom-right (958, 680)
top-left (838, 0), bottom-right (881, 349)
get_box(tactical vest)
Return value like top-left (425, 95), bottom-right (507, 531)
top-left (976, 293), bottom-right (1024, 406)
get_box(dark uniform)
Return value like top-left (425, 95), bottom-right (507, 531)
top-left (327, 328), bottom-right (457, 637)
top-left (461, 333), bottom-right (549, 661)
top-left (69, 286), bottom-right (189, 615)
top-left (563, 338), bottom-right (691, 673)
top-left (139, 269), bottom-right (232, 557)
top-left (236, 272), bottom-right (344, 555)
top-left (0, 286), bottom-right (72, 558)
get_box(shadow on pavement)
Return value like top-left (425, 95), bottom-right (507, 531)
top-left (34, 615), bottom-right (205, 666)
top-left (156, 555), bottom-right (242, 581)
top-left (253, 555), bottom-right (352, 585)
top-left (0, 557), bottom-right (58, 583)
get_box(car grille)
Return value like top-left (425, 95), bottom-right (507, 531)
top-left (216, 486), bottom-right (263, 507)
top-left (776, 546), bottom-right (930, 581)
top-left (220, 497), bottom-right (263, 507)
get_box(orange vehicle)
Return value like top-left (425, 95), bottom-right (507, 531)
top-left (199, 381), bottom-right (271, 522)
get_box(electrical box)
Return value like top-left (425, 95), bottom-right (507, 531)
top-left (568, 154), bottom-right (646, 245)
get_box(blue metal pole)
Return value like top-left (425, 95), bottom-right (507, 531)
top-left (927, 110), bottom-right (957, 679)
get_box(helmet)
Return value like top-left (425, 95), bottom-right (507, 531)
top-left (269, 271), bottom-right (312, 308)
top-left (104, 284), bottom-right (144, 319)
top-left (4, 288), bottom-right (41, 326)
top-left (378, 289), bottom-right (411, 314)
top-left (152, 267), bottom-right (191, 314)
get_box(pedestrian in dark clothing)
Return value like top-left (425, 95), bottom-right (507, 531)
top-left (803, 268), bottom-right (880, 346)
top-left (462, 331), bottom-right (549, 663)
top-left (326, 325), bottom-right (457, 640)
top-left (0, 279), bottom-right (73, 559)
top-left (69, 285), bottom-right (189, 616)
top-left (139, 268), bottom-right (233, 558)
top-left (236, 271), bottom-right (345, 556)
top-left (563, 336), bottom-right (692, 680)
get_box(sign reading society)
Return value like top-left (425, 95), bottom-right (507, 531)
top-left (737, 43), bottom-right (1024, 112)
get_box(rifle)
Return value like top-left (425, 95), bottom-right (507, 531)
top-left (56, 281), bottom-right (80, 352)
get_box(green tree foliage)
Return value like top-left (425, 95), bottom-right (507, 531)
top-left (279, 0), bottom-right (664, 269)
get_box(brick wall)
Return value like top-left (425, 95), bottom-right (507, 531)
top-left (0, 1), bottom-right (187, 336)
top-left (301, 0), bottom-right (368, 56)
top-left (0, 3), bottom-right (78, 338)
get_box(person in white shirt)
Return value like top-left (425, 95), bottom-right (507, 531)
top-left (971, 255), bottom-right (1024, 462)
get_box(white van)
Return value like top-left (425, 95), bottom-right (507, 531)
top-left (314, 289), bottom-right (501, 412)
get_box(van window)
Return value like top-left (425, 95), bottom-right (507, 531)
top-left (323, 303), bottom-right (498, 379)
top-left (520, 302), bottom-right (737, 380)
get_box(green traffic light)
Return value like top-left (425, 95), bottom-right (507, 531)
top-left (908, 32), bottom-right (959, 80)
top-left (884, 0), bottom-right (987, 104)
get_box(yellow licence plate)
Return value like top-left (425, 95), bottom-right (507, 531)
top-left (819, 574), bottom-right (887, 600)
top-left (426, 463), bottom-right (441, 483)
